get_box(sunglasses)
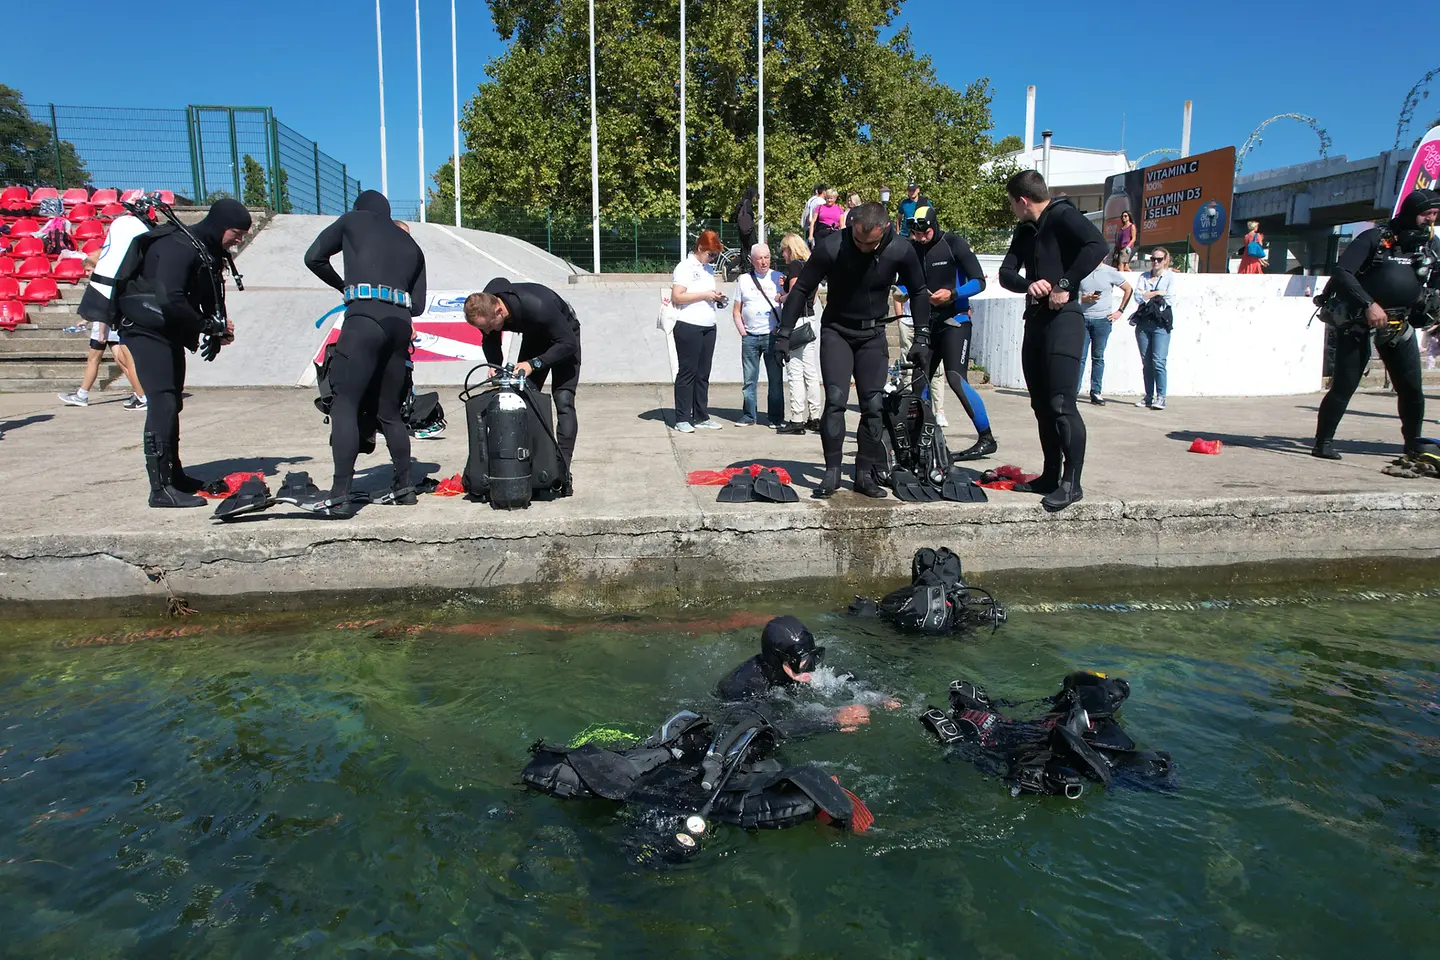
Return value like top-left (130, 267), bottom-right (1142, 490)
top-left (1149, 256), bottom-right (1165, 262)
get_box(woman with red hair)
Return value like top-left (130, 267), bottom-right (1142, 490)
top-left (670, 230), bottom-right (728, 432)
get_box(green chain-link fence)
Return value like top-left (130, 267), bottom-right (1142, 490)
top-left (21, 103), bottom-right (359, 214)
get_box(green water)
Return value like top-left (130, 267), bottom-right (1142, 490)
top-left (1, 591), bottom-right (1437, 959)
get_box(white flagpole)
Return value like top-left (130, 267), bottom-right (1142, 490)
top-left (376, 0), bottom-right (388, 196)
top-left (451, 0), bottom-right (460, 227)
top-left (415, 0), bottom-right (426, 222)
top-left (589, 0), bottom-right (600, 273)
top-left (679, 0), bottom-right (687, 258)
top-left (757, 0), bottom-right (764, 240)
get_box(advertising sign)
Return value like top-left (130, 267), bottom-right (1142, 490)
top-left (1393, 125), bottom-right (1440, 218)
top-left (311, 290), bottom-right (506, 366)
top-left (1103, 145), bottom-right (1236, 272)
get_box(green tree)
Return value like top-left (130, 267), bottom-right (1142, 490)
top-left (0, 84), bottom-right (89, 187)
top-left (434, 1), bottom-right (1015, 231)
top-left (242, 154), bottom-right (270, 208)
top-left (275, 166), bottom-right (293, 214)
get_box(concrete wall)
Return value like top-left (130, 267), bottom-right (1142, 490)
top-left (970, 272), bottom-right (1327, 397)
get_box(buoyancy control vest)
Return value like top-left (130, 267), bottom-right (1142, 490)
top-left (882, 359), bottom-right (951, 488)
top-left (919, 671), bottom-right (1173, 798)
top-left (459, 362), bottom-right (567, 509)
top-left (848, 547), bottom-right (1007, 633)
top-left (312, 342), bottom-right (444, 435)
top-left (77, 214), bottom-right (158, 325)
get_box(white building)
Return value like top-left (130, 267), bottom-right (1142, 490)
top-left (994, 144), bottom-right (1130, 214)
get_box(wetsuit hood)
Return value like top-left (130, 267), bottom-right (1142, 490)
top-left (193, 197), bottom-right (252, 247)
top-left (760, 616), bottom-right (824, 683)
top-left (353, 190), bottom-right (392, 218)
top-left (1391, 189), bottom-right (1440, 249)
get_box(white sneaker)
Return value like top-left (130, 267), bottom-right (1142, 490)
top-left (58, 392), bottom-right (88, 407)
top-left (1152, 396), bottom-right (1166, 410)
top-left (694, 420), bottom-right (724, 430)
top-left (934, 411), bottom-right (948, 427)
top-left (1134, 399), bottom-right (1151, 408)
top-left (674, 421), bottom-right (695, 434)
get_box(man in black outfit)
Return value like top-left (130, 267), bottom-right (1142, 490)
top-left (777, 202), bottom-right (932, 498)
top-left (304, 191), bottom-right (427, 517)
top-left (117, 198), bottom-right (251, 508)
top-left (997, 171), bottom-right (1107, 512)
top-left (463, 280), bottom-right (582, 472)
top-left (733, 186), bottom-right (758, 270)
top-left (1312, 188), bottom-right (1440, 459)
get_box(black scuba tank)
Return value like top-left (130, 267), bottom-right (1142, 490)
top-left (487, 382), bottom-right (533, 510)
top-left (460, 363), bottom-right (565, 509)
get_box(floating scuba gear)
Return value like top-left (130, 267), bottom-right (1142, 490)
top-left (920, 671), bottom-right (1173, 798)
top-left (848, 546), bottom-right (1005, 633)
top-left (459, 362), bottom-right (569, 509)
top-left (521, 704), bottom-right (870, 856)
top-left (882, 358), bottom-right (952, 502)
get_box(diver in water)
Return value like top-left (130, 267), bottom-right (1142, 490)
top-left (919, 671), bottom-right (1174, 798)
top-left (1312, 188), bottom-right (1440, 459)
top-left (848, 547), bottom-right (1006, 634)
top-left (304, 191), bottom-right (427, 518)
top-left (716, 615), bottom-right (897, 730)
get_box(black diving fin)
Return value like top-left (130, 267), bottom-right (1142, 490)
top-left (751, 468), bottom-right (799, 503)
top-left (941, 466), bottom-right (989, 503)
top-left (890, 468), bottom-right (943, 502)
top-left (716, 471), bottom-right (757, 503)
top-left (275, 471), bottom-right (322, 502)
top-left (213, 477), bottom-right (276, 521)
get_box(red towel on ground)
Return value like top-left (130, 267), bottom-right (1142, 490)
top-left (1188, 438), bottom-right (1223, 455)
top-left (433, 473), bottom-right (467, 496)
top-left (686, 463), bottom-right (793, 485)
top-left (976, 464), bottom-right (1041, 490)
top-left (197, 471), bottom-right (266, 499)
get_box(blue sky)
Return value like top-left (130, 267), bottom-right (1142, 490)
top-left (6, 0), bottom-right (1429, 208)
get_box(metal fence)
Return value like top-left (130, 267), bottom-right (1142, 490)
top-left (21, 103), bottom-right (360, 214)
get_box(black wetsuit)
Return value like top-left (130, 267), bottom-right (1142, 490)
top-left (1314, 190), bottom-right (1438, 454)
top-left (913, 231), bottom-right (990, 435)
top-left (715, 656), bottom-right (857, 738)
top-left (479, 278), bottom-right (582, 466)
top-left (778, 223), bottom-right (932, 490)
top-left (304, 191), bottom-right (427, 498)
top-left (118, 198), bottom-right (251, 506)
top-left (998, 200), bottom-right (1107, 500)
top-left (734, 193), bottom-right (757, 268)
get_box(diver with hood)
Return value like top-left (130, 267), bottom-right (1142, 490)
top-left (716, 615), bottom-right (898, 731)
top-left (304, 191), bottom-right (427, 518)
top-left (116, 197), bottom-right (251, 508)
top-left (1312, 188), bottom-right (1440, 460)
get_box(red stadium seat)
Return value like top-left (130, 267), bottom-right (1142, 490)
top-left (29, 187), bottom-right (59, 203)
top-left (51, 257), bottom-right (86, 283)
top-left (0, 256), bottom-right (15, 276)
top-left (119, 189), bottom-right (145, 203)
top-left (66, 202), bottom-right (96, 223)
top-left (0, 276), bottom-right (18, 298)
top-left (11, 237), bottom-right (43, 258)
top-left (80, 238), bottom-right (102, 256)
top-left (0, 300), bottom-right (25, 329)
top-left (0, 186), bottom-right (30, 212)
top-left (20, 277), bottom-right (59, 302)
top-left (89, 188), bottom-right (119, 205)
top-left (61, 188), bottom-right (89, 207)
top-left (73, 218), bottom-right (105, 241)
top-left (10, 217), bottom-right (41, 236)
top-left (0, 236), bottom-right (8, 253)
top-left (17, 256), bottom-right (51, 279)
top-left (99, 202), bottom-right (126, 219)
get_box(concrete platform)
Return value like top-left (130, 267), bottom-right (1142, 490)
top-left (0, 383), bottom-right (1436, 609)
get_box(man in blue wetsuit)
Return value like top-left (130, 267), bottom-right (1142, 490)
top-left (905, 205), bottom-right (997, 460)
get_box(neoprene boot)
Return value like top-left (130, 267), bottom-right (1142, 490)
top-left (813, 465), bottom-right (842, 499)
top-left (145, 432), bottom-right (207, 508)
top-left (169, 436), bottom-right (205, 494)
top-left (853, 463), bottom-right (888, 499)
top-left (952, 430), bottom-right (998, 462)
top-left (1311, 439), bottom-right (1341, 460)
top-left (1012, 470), bottom-right (1060, 495)
top-left (388, 479), bottom-right (418, 506)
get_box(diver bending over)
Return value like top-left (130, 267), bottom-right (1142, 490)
top-left (919, 671), bottom-right (1173, 798)
top-left (304, 191), bottom-right (427, 518)
top-left (848, 547), bottom-right (1006, 634)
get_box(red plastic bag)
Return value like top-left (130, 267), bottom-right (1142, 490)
top-left (1188, 438), bottom-right (1223, 455)
top-left (433, 473), bottom-right (466, 496)
top-left (687, 463), bottom-right (793, 485)
top-left (197, 471), bottom-right (267, 499)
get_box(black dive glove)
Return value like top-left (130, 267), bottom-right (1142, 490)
top-left (773, 333), bottom-right (791, 364)
top-left (199, 334), bottom-right (223, 362)
top-left (906, 332), bottom-right (931, 369)
top-left (198, 314), bottom-right (229, 362)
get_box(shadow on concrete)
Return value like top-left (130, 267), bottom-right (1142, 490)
top-left (1163, 429), bottom-right (1405, 458)
top-left (0, 414), bottom-right (55, 434)
top-left (191, 454), bottom-right (315, 477)
top-left (637, 408), bottom-right (673, 424)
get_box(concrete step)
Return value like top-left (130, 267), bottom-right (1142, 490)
top-left (0, 336), bottom-right (92, 356)
top-left (0, 360), bottom-right (122, 380)
top-left (0, 377), bottom-right (133, 395)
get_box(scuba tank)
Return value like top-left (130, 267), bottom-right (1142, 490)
top-left (486, 374), bottom-right (534, 510)
top-left (459, 362), bottom-right (567, 509)
top-left (77, 210), bottom-right (155, 324)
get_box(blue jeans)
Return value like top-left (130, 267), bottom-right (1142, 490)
top-left (1077, 316), bottom-right (1113, 394)
top-left (741, 332), bottom-right (784, 423)
top-left (1134, 319), bottom-right (1170, 401)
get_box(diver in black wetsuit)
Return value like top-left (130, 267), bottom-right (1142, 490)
top-left (117, 198), bottom-right (251, 508)
top-left (304, 191), bottom-right (427, 517)
top-left (905, 205), bottom-right (997, 461)
top-left (997, 171), bottom-right (1108, 512)
top-left (716, 615), bottom-right (895, 731)
top-left (1312, 188), bottom-right (1440, 459)
top-left (777, 202), bottom-right (932, 498)
top-left (463, 280), bottom-right (582, 474)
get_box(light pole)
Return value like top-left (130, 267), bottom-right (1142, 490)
top-left (757, 0), bottom-right (765, 240)
top-left (415, 0), bottom-right (425, 222)
top-left (679, 0), bottom-right (688, 259)
top-left (376, 0), bottom-right (388, 196)
top-left (451, 0), bottom-right (460, 227)
top-left (589, 0), bottom-right (600, 273)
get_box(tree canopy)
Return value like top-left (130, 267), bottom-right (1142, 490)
top-left (0, 85), bottom-right (89, 188)
top-left (432, 0), bottom-right (1016, 230)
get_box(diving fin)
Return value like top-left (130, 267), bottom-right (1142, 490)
top-left (890, 468), bottom-right (942, 502)
top-left (276, 471), bottom-right (322, 502)
top-left (212, 478), bottom-right (276, 522)
top-left (751, 468), bottom-right (798, 503)
top-left (941, 466), bottom-right (989, 503)
top-left (716, 471), bottom-right (757, 503)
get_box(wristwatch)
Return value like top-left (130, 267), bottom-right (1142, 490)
top-left (1057, 278), bottom-right (1071, 292)
top-left (530, 358), bottom-right (546, 373)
